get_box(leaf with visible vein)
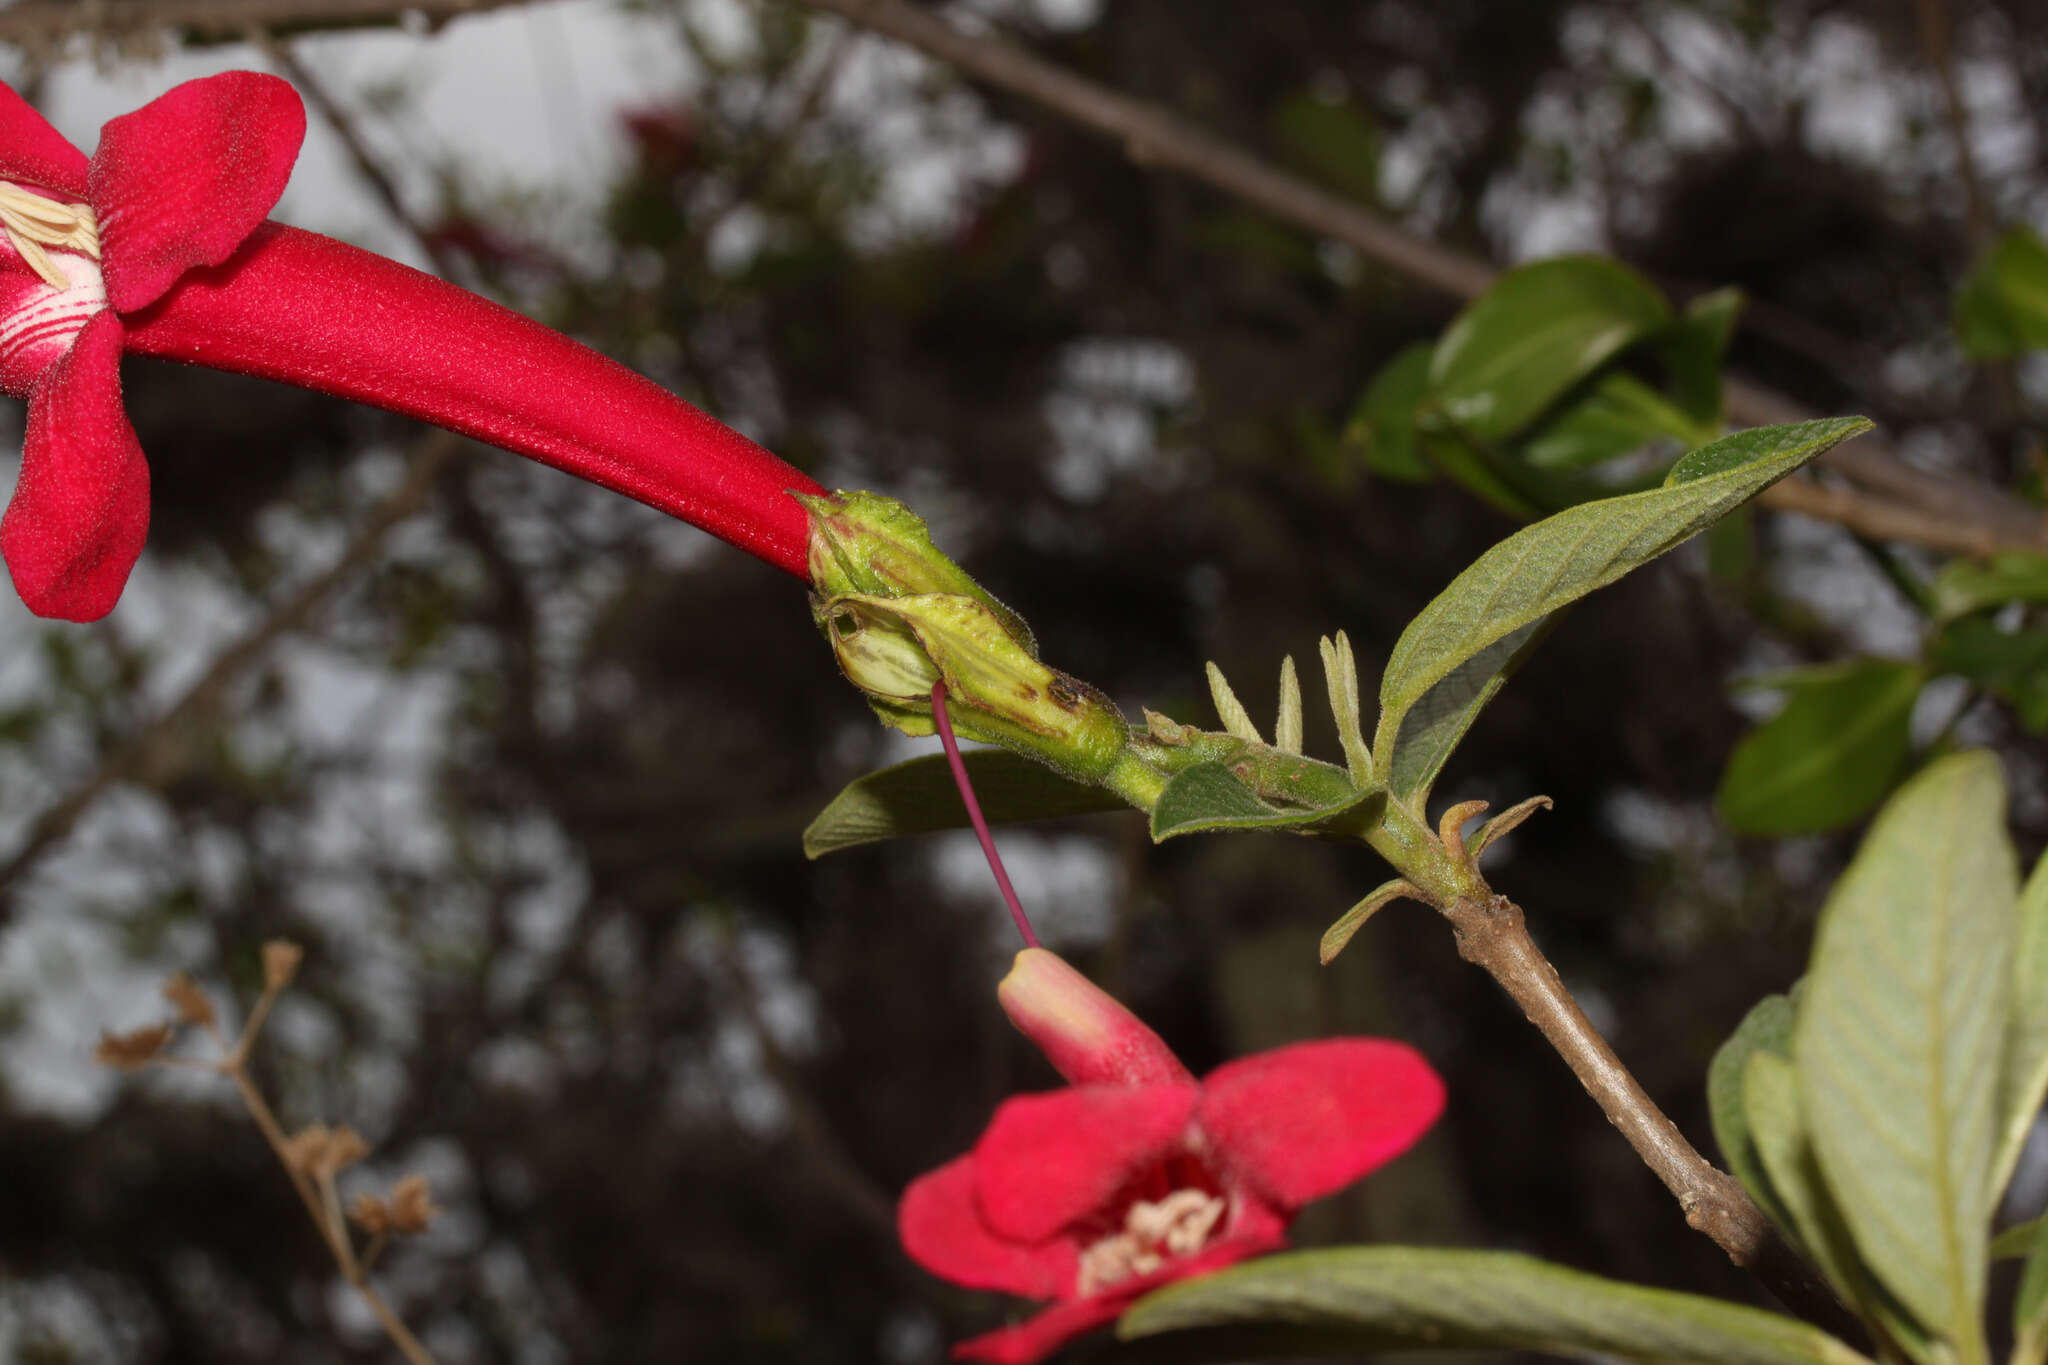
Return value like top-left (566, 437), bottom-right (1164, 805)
top-left (1993, 848), bottom-right (2048, 1192)
top-left (1795, 751), bottom-right (2017, 1353)
top-left (1117, 1246), bottom-right (1869, 1365)
top-left (1373, 418), bottom-right (1872, 807)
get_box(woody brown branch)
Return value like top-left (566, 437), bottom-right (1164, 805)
top-left (796, 0), bottom-right (2048, 558)
top-left (0, 0), bottom-right (524, 45)
top-left (1443, 893), bottom-right (1862, 1342)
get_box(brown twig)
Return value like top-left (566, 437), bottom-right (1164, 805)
top-left (0, 432), bottom-right (462, 916)
top-left (792, 0), bottom-right (2048, 556)
top-left (0, 0), bottom-right (526, 45)
top-left (1442, 893), bottom-right (1864, 1342)
top-left (102, 948), bottom-right (440, 1364)
top-left (1914, 0), bottom-right (1994, 248)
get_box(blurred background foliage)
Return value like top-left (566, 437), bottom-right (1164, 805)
top-left (3, 0), bottom-right (2048, 1360)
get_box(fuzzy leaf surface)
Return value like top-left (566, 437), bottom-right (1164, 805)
top-left (1796, 751), bottom-right (2017, 1346)
top-left (1149, 760), bottom-right (1371, 842)
top-left (803, 751), bottom-right (1126, 857)
top-left (1117, 1246), bottom-right (1868, 1365)
top-left (1373, 418), bottom-right (1872, 806)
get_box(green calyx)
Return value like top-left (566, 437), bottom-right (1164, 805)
top-left (804, 491), bottom-right (1128, 787)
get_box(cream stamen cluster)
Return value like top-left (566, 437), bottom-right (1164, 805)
top-left (1075, 1187), bottom-right (1227, 1295)
top-left (0, 181), bottom-right (100, 289)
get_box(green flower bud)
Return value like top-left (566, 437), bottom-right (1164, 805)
top-left (816, 590), bottom-right (1128, 785)
top-left (799, 490), bottom-right (1034, 655)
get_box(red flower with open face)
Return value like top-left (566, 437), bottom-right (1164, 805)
top-left (0, 73), bottom-right (821, 621)
top-left (900, 948), bottom-right (1446, 1364)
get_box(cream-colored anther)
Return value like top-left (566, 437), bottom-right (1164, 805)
top-left (0, 182), bottom-right (102, 290)
top-left (1075, 1188), bottom-right (1228, 1295)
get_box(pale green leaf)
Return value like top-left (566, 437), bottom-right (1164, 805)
top-left (1117, 1246), bottom-right (1869, 1365)
top-left (803, 751), bottom-right (1127, 857)
top-left (1708, 992), bottom-right (1799, 1233)
top-left (1993, 848), bottom-right (2048, 1192)
top-left (1274, 656), bottom-right (1303, 754)
top-left (1996, 1215), bottom-right (2047, 1260)
top-left (2019, 1212), bottom-right (2048, 1365)
top-left (1796, 751), bottom-right (2017, 1350)
top-left (1373, 418), bottom-right (1872, 807)
top-left (1206, 662), bottom-right (1262, 744)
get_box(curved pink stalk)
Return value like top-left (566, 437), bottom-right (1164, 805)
top-left (929, 680), bottom-right (1038, 948)
top-left (124, 224), bottom-right (822, 577)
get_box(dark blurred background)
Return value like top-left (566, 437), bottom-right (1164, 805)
top-left (1, 0), bottom-right (2045, 1359)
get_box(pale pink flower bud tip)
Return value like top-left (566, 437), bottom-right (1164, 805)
top-left (996, 947), bottom-right (1192, 1087)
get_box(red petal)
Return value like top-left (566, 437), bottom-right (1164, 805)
top-left (973, 1085), bottom-right (1197, 1242)
top-left (1, 310), bottom-right (148, 620)
top-left (951, 1293), bottom-right (1129, 1364)
top-left (899, 1155), bottom-right (1074, 1301)
top-left (0, 81), bottom-right (89, 196)
top-left (125, 224), bottom-right (822, 577)
top-left (1197, 1039), bottom-right (1445, 1212)
top-left (949, 1232), bottom-right (1284, 1364)
top-left (90, 72), bottom-right (305, 314)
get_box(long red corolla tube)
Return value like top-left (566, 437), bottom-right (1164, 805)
top-left (123, 224), bottom-right (824, 578)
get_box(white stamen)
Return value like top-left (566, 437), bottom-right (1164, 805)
top-left (0, 182), bottom-right (101, 291)
top-left (1076, 1188), bottom-right (1228, 1296)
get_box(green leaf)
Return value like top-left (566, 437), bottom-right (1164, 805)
top-left (1709, 991), bottom-right (1800, 1231)
top-left (1343, 344), bottom-right (1436, 482)
top-left (1663, 287), bottom-right (1743, 425)
top-left (1428, 256), bottom-right (1674, 441)
top-left (1931, 553), bottom-right (2048, 622)
top-left (1743, 1051), bottom-right (1881, 1310)
top-left (803, 751), bottom-right (1128, 857)
top-left (1743, 1052), bottom-right (1935, 1361)
top-left (1148, 760), bottom-right (1372, 842)
top-left (1997, 1216), bottom-right (2048, 1260)
top-left (1373, 418), bottom-right (1873, 807)
top-left (1515, 372), bottom-right (1695, 475)
top-left (1715, 658), bottom-right (1924, 836)
top-left (1994, 848), bottom-right (2048, 1191)
top-left (1271, 92), bottom-right (1380, 205)
top-left (2018, 1212), bottom-right (2048, 1363)
top-left (1954, 227), bottom-right (2048, 360)
top-left (1796, 751), bottom-right (2017, 1352)
top-left (1117, 1246), bottom-right (1869, 1365)
top-left (1933, 618), bottom-right (2048, 733)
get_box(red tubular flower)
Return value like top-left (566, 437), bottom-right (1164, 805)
top-left (901, 947), bottom-right (1446, 1363)
top-left (0, 73), bottom-right (822, 622)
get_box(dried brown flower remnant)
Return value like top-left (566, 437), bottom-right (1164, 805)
top-left (162, 971), bottom-right (216, 1028)
top-left (262, 939), bottom-right (304, 991)
top-left (283, 1123), bottom-right (370, 1178)
top-left (348, 1192), bottom-right (391, 1236)
top-left (347, 1174), bottom-right (439, 1238)
top-left (388, 1175), bottom-right (438, 1234)
top-left (94, 1021), bottom-right (173, 1069)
